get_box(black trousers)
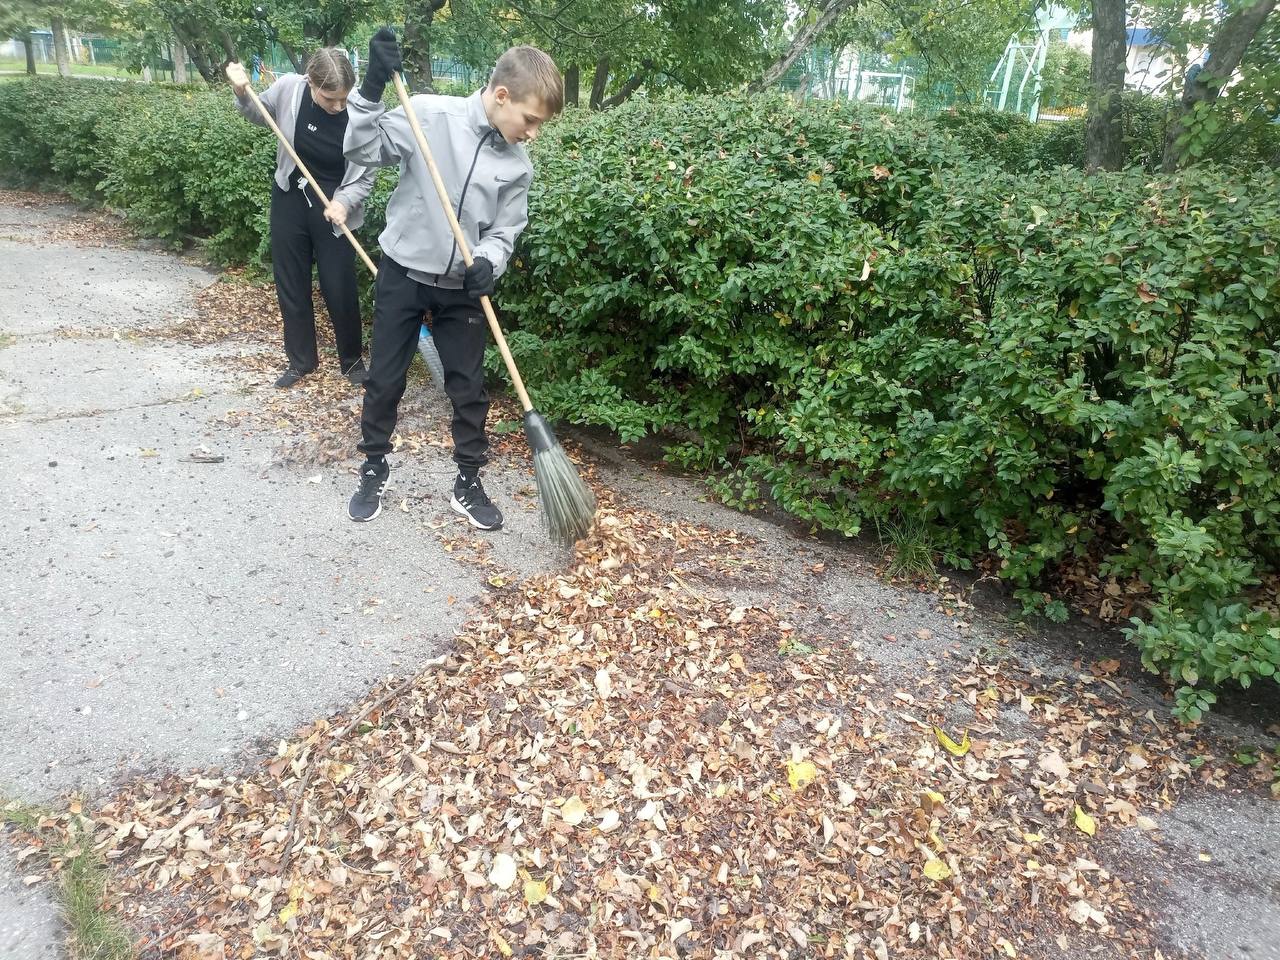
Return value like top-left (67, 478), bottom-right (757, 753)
top-left (359, 257), bottom-right (490, 469)
top-left (270, 182), bottom-right (362, 372)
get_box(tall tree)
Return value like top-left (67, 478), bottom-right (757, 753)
top-left (51, 16), bottom-right (73, 75)
top-left (435, 0), bottom-right (786, 107)
top-left (1039, 39), bottom-right (1091, 109)
top-left (120, 0), bottom-right (241, 82)
top-left (1084, 0), bottom-right (1126, 171)
top-left (848, 0), bottom-right (1030, 101)
top-left (1161, 0), bottom-right (1279, 169)
top-left (403, 0), bottom-right (448, 91)
top-left (0, 1), bottom-right (43, 74)
top-left (254, 0), bottom-right (394, 63)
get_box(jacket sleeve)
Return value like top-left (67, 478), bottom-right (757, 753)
top-left (233, 75), bottom-right (282, 127)
top-left (333, 163), bottom-right (376, 216)
top-left (472, 170), bottom-right (531, 279)
top-left (343, 89), bottom-right (413, 168)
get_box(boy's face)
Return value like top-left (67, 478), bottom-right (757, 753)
top-left (487, 85), bottom-right (551, 145)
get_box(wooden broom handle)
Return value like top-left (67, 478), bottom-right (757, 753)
top-left (391, 72), bottom-right (534, 413)
top-left (238, 72), bottom-right (379, 277)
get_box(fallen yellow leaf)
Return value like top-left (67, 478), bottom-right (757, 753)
top-left (560, 796), bottom-right (588, 826)
top-left (923, 858), bottom-right (951, 881)
top-left (785, 760), bottom-right (818, 790)
top-left (920, 789), bottom-right (945, 813)
top-left (523, 878), bottom-right (548, 905)
top-left (934, 726), bottom-right (970, 756)
top-left (327, 761), bottom-right (354, 784)
top-left (1074, 805), bottom-right (1097, 837)
top-left (492, 932), bottom-right (513, 957)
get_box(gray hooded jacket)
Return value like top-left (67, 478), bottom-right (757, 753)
top-left (234, 73), bottom-right (376, 233)
top-left (343, 88), bottom-right (531, 289)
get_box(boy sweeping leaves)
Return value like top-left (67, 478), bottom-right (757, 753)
top-left (344, 29), bottom-right (563, 527)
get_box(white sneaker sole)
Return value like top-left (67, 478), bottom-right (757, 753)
top-left (349, 499), bottom-right (382, 522)
top-left (451, 495), bottom-right (502, 530)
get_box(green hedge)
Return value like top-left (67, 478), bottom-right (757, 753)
top-left (500, 94), bottom-right (1280, 720)
top-left (2, 78), bottom-right (1277, 719)
top-left (0, 77), bottom-right (393, 264)
top-left (937, 93), bottom-right (1280, 173)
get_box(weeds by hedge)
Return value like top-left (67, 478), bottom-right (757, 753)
top-left (2, 77), bottom-right (1276, 719)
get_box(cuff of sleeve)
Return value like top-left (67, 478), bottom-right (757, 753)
top-left (357, 82), bottom-right (385, 104)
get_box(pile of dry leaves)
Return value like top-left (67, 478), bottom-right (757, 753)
top-left (0, 189), bottom-right (136, 247)
top-left (6, 232), bottom-right (1275, 959)
top-left (12, 497), bottom-right (1272, 959)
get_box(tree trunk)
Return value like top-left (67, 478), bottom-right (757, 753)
top-left (280, 43), bottom-right (304, 73)
top-left (21, 33), bottom-right (37, 75)
top-left (1084, 0), bottom-right (1126, 172)
top-left (173, 39), bottom-right (188, 83)
top-left (404, 0), bottom-right (448, 93)
top-left (1161, 0), bottom-right (1278, 171)
top-left (563, 64), bottom-right (579, 107)
top-left (600, 61), bottom-right (653, 109)
top-left (589, 56), bottom-right (611, 109)
top-left (51, 17), bottom-right (72, 77)
top-left (750, 0), bottom-right (859, 93)
top-left (176, 27), bottom-right (219, 85)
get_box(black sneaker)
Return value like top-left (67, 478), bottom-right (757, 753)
top-left (275, 367), bottom-right (307, 388)
top-left (348, 461), bottom-right (388, 522)
top-left (451, 471), bottom-right (503, 530)
top-left (342, 359), bottom-right (368, 384)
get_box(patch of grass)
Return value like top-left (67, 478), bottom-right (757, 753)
top-left (2, 798), bottom-right (134, 960)
top-left (0, 60), bottom-right (139, 80)
top-left (1, 798), bottom-right (43, 831)
top-left (59, 834), bottom-right (133, 960)
top-left (877, 515), bottom-right (938, 580)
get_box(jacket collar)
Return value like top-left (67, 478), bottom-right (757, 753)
top-left (466, 89), bottom-right (499, 139)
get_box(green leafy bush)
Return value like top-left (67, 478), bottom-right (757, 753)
top-left (934, 107), bottom-right (1047, 170)
top-left (0, 77), bottom-right (390, 265)
top-left (3, 79), bottom-right (1276, 718)
top-left (943, 92), bottom-right (1280, 173)
top-left (502, 94), bottom-right (1280, 718)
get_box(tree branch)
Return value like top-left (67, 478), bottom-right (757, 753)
top-left (749, 0), bottom-right (860, 92)
top-left (507, 0), bottom-right (645, 40)
top-left (600, 59), bottom-right (653, 108)
top-left (1161, 0), bottom-right (1279, 170)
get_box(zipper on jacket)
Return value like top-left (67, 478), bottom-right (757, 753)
top-left (443, 128), bottom-right (496, 277)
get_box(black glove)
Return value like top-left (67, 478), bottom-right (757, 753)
top-left (463, 257), bottom-right (495, 299)
top-left (361, 26), bottom-right (402, 101)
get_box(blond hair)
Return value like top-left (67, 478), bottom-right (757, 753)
top-left (306, 47), bottom-right (355, 95)
top-left (489, 46), bottom-right (564, 115)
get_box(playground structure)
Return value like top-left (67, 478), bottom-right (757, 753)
top-left (781, 1), bottom-right (1080, 121)
top-left (983, 4), bottom-right (1078, 122)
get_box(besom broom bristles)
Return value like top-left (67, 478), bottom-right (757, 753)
top-left (391, 71), bottom-right (598, 545)
top-left (525, 411), bottom-right (597, 546)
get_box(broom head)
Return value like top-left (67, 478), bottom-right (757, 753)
top-left (525, 410), bottom-right (596, 547)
